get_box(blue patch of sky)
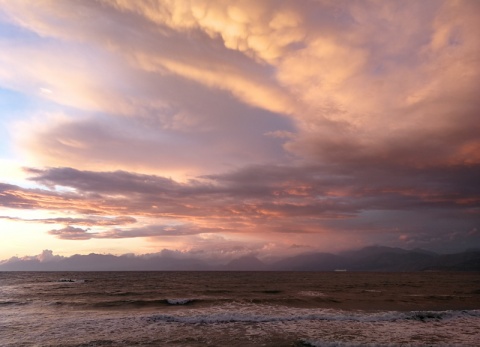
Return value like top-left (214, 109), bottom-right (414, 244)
top-left (0, 86), bottom-right (90, 159)
top-left (0, 14), bottom-right (43, 42)
top-left (0, 18), bottom-right (45, 158)
top-left (0, 88), bottom-right (32, 159)
top-left (0, 21), bottom-right (92, 156)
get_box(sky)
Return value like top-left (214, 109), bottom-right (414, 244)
top-left (0, 0), bottom-right (479, 263)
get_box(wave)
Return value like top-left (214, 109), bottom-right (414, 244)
top-left (92, 299), bottom-right (184, 308)
top-left (39, 297), bottom-right (201, 309)
top-left (89, 298), bottom-right (197, 308)
top-left (57, 278), bottom-right (87, 283)
top-left (298, 339), bottom-right (411, 347)
top-left (166, 298), bottom-right (195, 305)
top-left (0, 300), bottom-right (28, 306)
top-left (107, 291), bottom-right (143, 297)
top-left (145, 309), bottom-right (480, 325)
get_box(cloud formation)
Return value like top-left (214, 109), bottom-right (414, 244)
top-left (2, 0), bottom-right (477, 173)
top-left (0, 1), bottom-right (479, 256)
top-left (0, 164), bottom-right (478, 253)
top-left (0, 215), bottom-right (136, 226)
top-left (48, 224), bottom-right (229, 240)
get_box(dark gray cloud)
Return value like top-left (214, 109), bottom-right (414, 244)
top-left (47, 223), bottom-right (216, 240)
top-left (1, 164), bottom-right (477, 252)
top-left (25, 167), bottom-right (183, 195)
top-left (10, 164), bottom-right (480, 216)
top-left (0, 215), bottom-right (136, 226)
top-left (95, 224), bottom-right (230, 239)
top-left (48, 226), bottom-right (92, 240)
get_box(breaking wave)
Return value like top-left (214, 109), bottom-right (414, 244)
top-left (145, 309), bottom-right (480, 324)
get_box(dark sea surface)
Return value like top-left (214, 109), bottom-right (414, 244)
top-left (1, 271), bottom-right (479, 346)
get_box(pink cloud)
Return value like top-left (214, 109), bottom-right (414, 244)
top-left (0, 1), bottom-right (479, 255)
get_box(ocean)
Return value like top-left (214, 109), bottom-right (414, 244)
top-left (1, 271), bottom-right (479, 346)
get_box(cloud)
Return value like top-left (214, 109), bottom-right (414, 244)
top-left (49, 226), bottom-right (92, 240)
top-left (0, 1), bottom-right (479, 254)
top-left (2, 0), bottom-right (479, 174)
top-left (2, 1), bottom-right (295, 176)
top-left (10, 165), bottom-right (480, 219)
top-left (280, 1), bottom-right (480, 169)
top-left (0, 215), bottom-right (136, 226)
top-left (95, 224), bottom-right (230, 239)
top-left (46, 222), bottom-right (229, 241)
top-left (0, 164), bottom-right (477, 253)
top-left (36, 249), bottom-right (62, 262)
top-left (0, 249), bottom-right (65, 265)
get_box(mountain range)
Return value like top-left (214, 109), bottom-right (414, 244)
top-left (1, 246), bottom-right (479, 271)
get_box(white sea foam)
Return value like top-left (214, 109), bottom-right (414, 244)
top-left (145, 307), bottom-right (480, 324)
top-left (2, 303), bottom-right (479, 347)
top-left (2, 272), bottom-right (479, 347)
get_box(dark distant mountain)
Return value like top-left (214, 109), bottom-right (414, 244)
top-left (421, 250), bottom-right (480, 271)
top-left (267, 246), bottom-right (479, 271)
top-left (0, 259), bottom-right (45, 271)
top-left (339, 245), bottom-right (410, 260)
top-left (223, 255), bottom-right (266, 271)
top-left (0, 253), bottom-right (211, 271)
top-left (410, 248), bottom-right (438, 256)
top-left (269, 252), bottom-right (347, 271)
top-left (1, 247), bottom-right (479, 271)
top-left (345, 250), bottom-right (436, 271)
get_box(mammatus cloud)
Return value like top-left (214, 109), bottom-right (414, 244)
top-left (1, 1), bottom-right (478, 173)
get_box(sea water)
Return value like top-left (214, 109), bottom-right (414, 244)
top-left (1, 271), bottom-right (479, 346)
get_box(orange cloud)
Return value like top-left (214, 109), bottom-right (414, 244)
top-left (1, 1), bottom-right (479, 255)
